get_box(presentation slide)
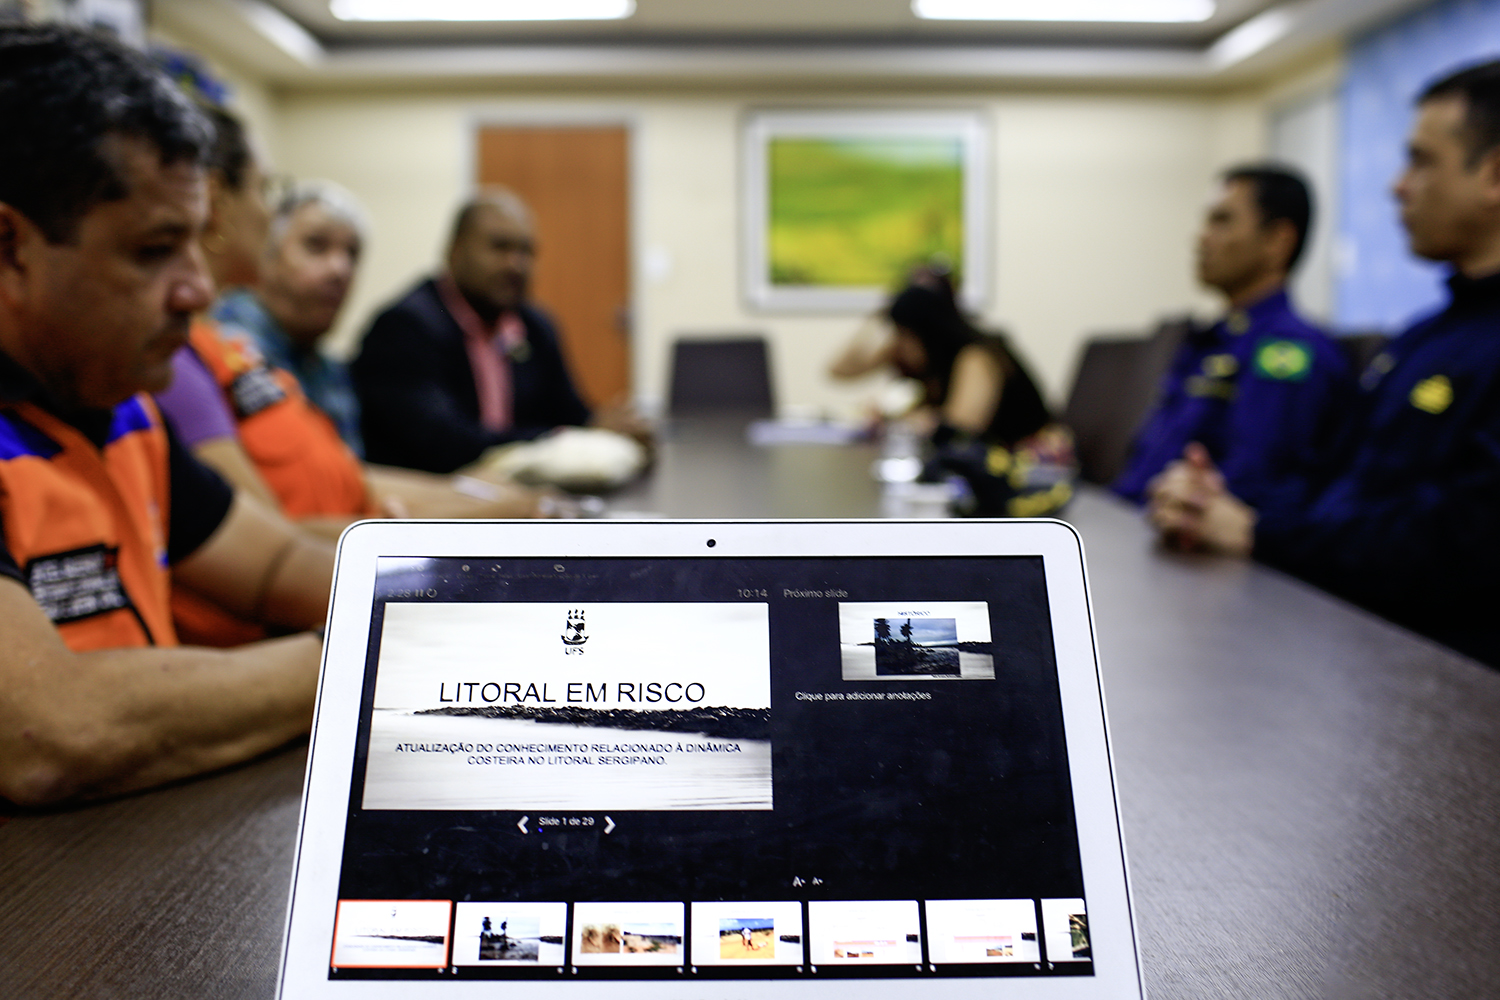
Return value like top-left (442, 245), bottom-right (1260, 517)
top-left (362, 602), bottom-right (772, 811)
top-left (837, 601), bottom-right (994, 680)
top-left (808, 900), bottom-right (923, 966)
top-left (925, 899), bottom-right (1040, 964)
top-left (572, 902), bottom-right (685, 966)
top-left (331, 900), bottom-right (451, 969)
top-left (1041, 898), bottom-right (1091, 963)
top-left (451, 902), bottom-right (567, 967)
top-left (328, 555), bottom-right (1093, 984)
top-left (690, 900), bottom-right (805, 967)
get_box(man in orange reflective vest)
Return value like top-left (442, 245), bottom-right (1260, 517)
top-left (0, 26), bottom-right (334, 806)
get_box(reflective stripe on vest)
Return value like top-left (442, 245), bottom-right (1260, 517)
top-left (0, 398), bottom-right (176, 650)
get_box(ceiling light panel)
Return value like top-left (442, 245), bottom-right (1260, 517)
top-left (912, 0), bottom-right (1215, 22)
top-left (331, 0), bottom-right (636, 21)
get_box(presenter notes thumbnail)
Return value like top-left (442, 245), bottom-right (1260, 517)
top-left (838, 602), bottom-right (994, 681)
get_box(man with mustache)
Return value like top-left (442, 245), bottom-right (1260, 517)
top-left (0, 26), bottom-right (333, 806)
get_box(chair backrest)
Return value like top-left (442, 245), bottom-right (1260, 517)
top-left (668, 336), bottom-right (775, 417)
top-left (1063, 319), bottom-right (1191, 486)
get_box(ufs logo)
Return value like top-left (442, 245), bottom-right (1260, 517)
top-left (562, 608), bottom-right (588, 647)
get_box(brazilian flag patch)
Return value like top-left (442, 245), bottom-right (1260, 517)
top-left (1253, 338), bottom-right (1313, 381)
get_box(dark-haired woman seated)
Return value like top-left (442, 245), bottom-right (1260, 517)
top-left (830, 276), bottom-right (1073, 516)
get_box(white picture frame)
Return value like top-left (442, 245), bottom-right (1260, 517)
top-left (741, 109), bottom-right (990, 313)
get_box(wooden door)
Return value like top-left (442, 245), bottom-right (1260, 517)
top-left (476, 125), bottom-right (631, 407)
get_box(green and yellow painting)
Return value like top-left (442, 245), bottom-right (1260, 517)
top-left (767, 136), bottom-right (964, 288)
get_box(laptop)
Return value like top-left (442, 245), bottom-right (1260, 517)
top-left (278, 518), bottom-right (1143, 999)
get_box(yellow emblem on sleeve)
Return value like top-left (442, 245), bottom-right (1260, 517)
top-left (1410, 374), bottom-right (1453, 414)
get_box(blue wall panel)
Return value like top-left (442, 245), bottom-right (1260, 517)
top-left (1338, 0), bottom-right (1500, 330)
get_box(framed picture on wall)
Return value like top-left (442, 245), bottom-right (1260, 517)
top-left (742, 109), bottom-right (990, 313)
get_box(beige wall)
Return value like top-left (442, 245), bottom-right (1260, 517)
top-left (150, 25), bottom-right (282, 166)
top-left (160, 48), bottom-right (1346, 418)
top-left (272, 86), bottom-right (1271, 418)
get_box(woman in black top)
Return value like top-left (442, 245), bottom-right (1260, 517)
top-left (830, 271), bottom-right (1072, 515)
top-left (883, 282), bottom-right (1052, 449)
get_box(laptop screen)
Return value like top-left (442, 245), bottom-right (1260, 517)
top-left (324, 553), bottom-right (1094, 983)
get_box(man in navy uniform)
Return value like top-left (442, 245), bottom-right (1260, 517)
top-left (1150, 61), bottom-right (1500, 667)
top-left (1115, 165), bottom-right (1353, 508)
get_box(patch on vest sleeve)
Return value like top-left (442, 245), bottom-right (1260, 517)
top-left (25, 544), bottom-right (132, 624)
top-left (229, 366), bottom-right (287, 418)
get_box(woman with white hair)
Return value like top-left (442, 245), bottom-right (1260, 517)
top-left (213, 178), bottom-right (371, 453)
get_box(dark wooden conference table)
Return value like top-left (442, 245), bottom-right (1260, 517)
top-left (3, 417), bottom-right (1498, 999)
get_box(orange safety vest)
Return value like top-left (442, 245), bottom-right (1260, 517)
top-left (187, 320), bottom-right (375, 519)
top-left (0, 396), bottom-right (177, 651)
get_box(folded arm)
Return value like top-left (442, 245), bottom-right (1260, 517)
top-left (354, 313), bottom-right (517, 473)
top-left (1253, 430), bottom-right (1500, 601)
top-left (0, 491), bottom-right (333, 807)
top-left (0, 590), bottom-right (320, 807)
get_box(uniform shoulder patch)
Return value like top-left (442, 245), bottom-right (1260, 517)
top-left (1252, 338), bottom-right (1312, 381)
top-left (1410, 374), bottom-right (1453, 414)
top-left (25, 544), bottom-right (131, 624)
top-left (229, 366), bottom-right (287, 418)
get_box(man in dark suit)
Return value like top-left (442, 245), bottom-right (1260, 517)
top-left (352, 189), bottom-right (644, 474)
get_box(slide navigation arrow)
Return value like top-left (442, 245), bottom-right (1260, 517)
top-left (604, 816), bottom-right (615, 835)
top-left (517, 815), bottom-right (529, 834)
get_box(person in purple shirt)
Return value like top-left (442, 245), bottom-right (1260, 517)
top-left (157, 345), bottom-right (239, 448)
top-left (1113, 165), bottom-right (1353, 510)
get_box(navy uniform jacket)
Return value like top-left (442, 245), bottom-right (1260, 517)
top-left (351, 279), bottom-right (592, 474)
top-left (1255, 271), bottom-right (1500, 667)
top-left (1114, 290), bottom-right (1353, 509)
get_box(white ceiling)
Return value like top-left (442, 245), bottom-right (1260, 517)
top-left (271, 0), bottom-right (1276, 43)
top-left (153, 0), bottom-right (1436, 87)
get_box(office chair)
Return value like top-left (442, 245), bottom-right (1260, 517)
top-left (1063, 319), bottom-right (1190, 485)
top-left (667, 336), bottom-right (776, 418)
